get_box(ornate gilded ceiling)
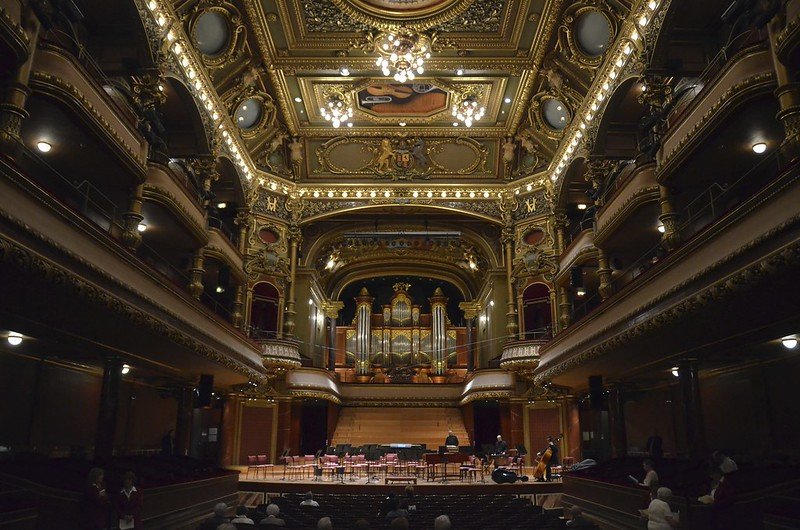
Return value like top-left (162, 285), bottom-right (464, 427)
top-left (154, 0), bottom-right (665, 202)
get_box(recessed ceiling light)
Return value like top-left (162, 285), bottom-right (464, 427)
top-left (577, 203), bottom-right (587, 210)
top-left (294, 97), bottom-right (302, 103)
top-left (782, 337), bottom-right (798, 349)
top-left (576, 288), bottom-right (586, 297)
top-left (752, 142), bottom-right (767, 154)
top-left (216, 286), bottom-right (225, 293)
top-left (137, 223), bottom-right (147, 232)
top-left (36, 141), bottom-right (51, 153)
top-left (671, 367), bottom-right (679, 377)
top-left (217, 202), bottom-right (227, 209)
top-left (7, 331), bottom-right (23, 346)
top-left (456, 68), bottom-right (464, 76)
top-left (657, 224), bottom-right (666, 233)
top-left (452, 122), bottom-right (458, 126)
top-left (504, 98), bottom-right (511, 104)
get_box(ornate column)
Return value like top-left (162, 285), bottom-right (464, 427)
top-left (321, 301), bottom-right (344, 372)
top-left (637, 76), bottom-right (673, 164)
top-left (354, 288), bottom-right (374, 377)
top-left (607, 384), bottom-right (628, 458)
top-left (584, 158), bottom-right (615, 208)
top-left (94, 356), bottom-right (123, 462)
top-left (459, 301), bottom-right (481, 371)
top-left (232, 285), bottom-right (244, 329)
top-left (596, 248), bottom-right (614, 300)
top-left (553, 209), bottom-right (568, 255)
top-left (121, 183), bottom-right (145, 250)
top-left (768, 9), bottom-right (800, 152)
top-left (0, 4), bottom-right (39, 155)
top-left (188, 249), bottom-right (205, 299)
top-left (678, 360), bottom-right (706, 460)
top-left (191, 156), bottom-right (219, 209)
top-left (558, 286), bottom-right (572, 330)
top-left (130, 70), bottom-right (167, 161)
top-left (658, 185), bottom-right (681, 251)
top-left (429, 288), bottom-right (449, 376)
top-left (282, 225), bottom-right (301, 336)
top-left (502, 226), bottom-right (520, 340)
top-left (234, 208), bottom-right (250, 255)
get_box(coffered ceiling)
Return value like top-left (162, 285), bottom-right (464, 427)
top-left (168, 0), bottom-right (637, 187)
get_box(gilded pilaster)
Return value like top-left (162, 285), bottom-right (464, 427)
top-left (121, 184), bottom-right (145, 250)
top-left (558, 286), bottom-right (571, 330)
top-left (232, 285), bottom-right (244, 329)
top-left (188, 249), bottom-right (205, 299)
top-left (658, 185), bottom-right (681, 251)
top-left (596, 248), bottom-right (613, 300)
top-left (282, 225), bottom-right (301, 336)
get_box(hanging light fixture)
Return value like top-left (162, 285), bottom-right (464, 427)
top-left (320, 92), bottom-right (353, 129)
top-left (451, 94), bottom-right (485, 127)
top-left (374, 30), bottom-right (431, 83)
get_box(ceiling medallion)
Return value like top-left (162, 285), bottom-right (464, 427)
top-left (331, 0), bottom-right (475, 31)
top-left (320, 91), bottom-right (354, 128)
top-left (374, 30), bottom-right (431, 82)
top-left (452, 93), bottom-right (485, 127)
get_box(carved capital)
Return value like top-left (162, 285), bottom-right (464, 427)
top-left (320, 300), bottom-right (344, 320)
top-left (459, 301), bottom-right (482, 320)
top-left (131, 70), bottom-right (167, 111)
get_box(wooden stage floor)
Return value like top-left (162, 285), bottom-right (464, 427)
top-left (233, 466), bottom-right (563, 502)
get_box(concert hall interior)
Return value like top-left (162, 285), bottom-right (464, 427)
top-left (1, 0), bottom-right (800, 528)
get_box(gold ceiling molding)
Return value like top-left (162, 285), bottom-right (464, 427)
top-left (330, 0), bottom-right (476, 31)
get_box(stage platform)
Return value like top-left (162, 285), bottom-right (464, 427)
top-left (234, 467), bottom-right (563, 505)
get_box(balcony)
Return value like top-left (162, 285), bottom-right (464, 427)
top-left (594, 162), bottom-right (659, 246)
top-left (500, 336), bottom-right (549, 379)
top-left (557, 228), bottom-right (596, 280)
top-left (259, 337), bottom-right (302, 373)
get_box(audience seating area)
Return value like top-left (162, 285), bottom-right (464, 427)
top-left (203, 493), bottom-right (587, 530)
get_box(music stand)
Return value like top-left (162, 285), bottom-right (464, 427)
top-left (279, 449), bottom-right (291, 481)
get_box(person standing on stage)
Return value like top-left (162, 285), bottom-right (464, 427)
top-left (445, 430), bottom-right (459, 446)
top-left (495, 435), bottom-right (508, 455)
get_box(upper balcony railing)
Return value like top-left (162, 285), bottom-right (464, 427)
top-left (570, 133), bottom-right (799, 324)
top-left (7, 137), bottom-right (236, 323)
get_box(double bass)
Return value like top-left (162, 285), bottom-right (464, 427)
top-left (532, 433), bottom-right (563, 481)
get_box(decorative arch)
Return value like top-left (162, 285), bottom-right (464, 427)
top-left (591, 76), bottom-right (644, 158)
top-left (160, 75), bottom-right (213, 156)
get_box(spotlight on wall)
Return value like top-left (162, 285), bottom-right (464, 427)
top-left (7, 331), bottom-right (23, 346)
top-left (657, 224), bottom-right (666, 233)
top-left (121, 364), bottom-right (131, 375)
top-left (36, 141), bottom-right (52, 153)
top-left (671, 366), bottom-right (679, 377)
top-left (782, 337), bottom-right (798, 349)
top-left (752, 142), bottom-right (767, 154)
top-left (137, 223), bottom-right (147, 232)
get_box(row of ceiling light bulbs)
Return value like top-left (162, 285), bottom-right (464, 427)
top-left (298, 189), bottom-right (502, 199)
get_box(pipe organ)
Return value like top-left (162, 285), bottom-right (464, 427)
top-left (336, 283), bottom-right (468, 381)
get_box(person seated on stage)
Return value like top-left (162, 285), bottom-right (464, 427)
top-left (434, 514), bottom-right (452, 530)
top-left (317, 516), bottom-right (333, 530)
top-left (389, 516), bottom-right (409, 530)
top-left (231, 505), bottom-right (255, 525)
top-left (495, 435), bottom-right (508, 455)
top-left (631, 459), bottom-right (659, 495)
top-left (300, 492), bottom-right (320, 507)
top-left (639, 487), bottom-right (678, 530)
top-left (536, 436), bottom-right (559, 482)
top-left (258, 504), bottom-right (286, 527)
top-left (712, 451), bottom-right (738, 475)
top-left (353, 519), bottom-right (370, 529)
top-left (202, 503), bottom-right (229, 529)
top-left (385, 497), bottom-right (408, 520)
top-left (445, 430), bottom-right (459, 446)
top-left (566, 506), bottom-right (594, 528)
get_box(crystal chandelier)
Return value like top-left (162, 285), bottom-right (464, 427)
top-left (375, 31), bottom-right (431, 83)
top-left (320, 92), bottom-right (353, 128)
top-left (452, 94), bottom-right (485, 127)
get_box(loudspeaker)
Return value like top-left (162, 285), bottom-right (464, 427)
top-left (589, 375), bottom-right (604, 410)
top-left (570, 266), bottom-right (583, 288)
top-left (198, 374), bottom-right (214, 408)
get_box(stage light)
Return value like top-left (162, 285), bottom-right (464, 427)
top-left (782, 337), bottom-right (798, 349)
top-left (752, 142), bottom-right (767, 154)
top-left (7, 331), bottom-right (23, 346)
top-left (36, 141), bottom-right (52, 153)
top-left (121, 364), bottom-right (131, 375)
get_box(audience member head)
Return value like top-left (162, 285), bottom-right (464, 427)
top-left (657, 487), bottom-right (672, 502)
top-left (235, 505), bottom-right (249, 517)
top-left (354, 519), bottom-right (370, 529)
top-left (217, 525), bottom-right (236, 530)
top-left (404, 485), bottom-right (415, 498)
top-left (389, 516), bottom-right (409, 529)
top-left (317, 516), bottom-right (332, 530)
top-left (266, 504), bottom-right (281, 517)
top-left (213, 503), bottom-right (227, 518)
top-left (305, 492), bottom-right (315, 502)
top-left (643, 459), bottom-right (654, 471)
top-left (88, 467), bottom-right (104, 487)
top-left (122, 471), bottom-right (136, 490)
top-left (434, 514), bottom-right (452, 530)
top-left (497, 434), bottom-right (503, 441)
